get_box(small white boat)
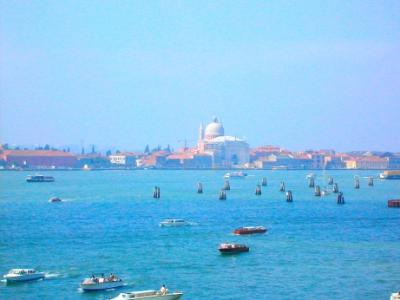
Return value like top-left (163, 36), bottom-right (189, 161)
top-left (391, 292), bottom-right (400, 300)
top-left (111, 290), bottom-right (183, 300)
top-left (3, 269), bottom-right (45, 282)
top-left (26, 174), bottom-right (55, 182)
top-left (306, 173), bottom-right (315, 179)
top-left (224, 171), bottom-right (247, 179)
top-left (159, 219), bottom-right (191, 227)
top-left (80, 274), bottom-right (124, 291)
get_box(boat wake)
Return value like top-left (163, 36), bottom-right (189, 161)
top-left (44, 272), bottom-right (62, 279)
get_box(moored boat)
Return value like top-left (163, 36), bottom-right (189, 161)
top-left (224, 171), bottom-right (247, 179)
top-left (26, 174), bottom-right (55, 182)
top-left (218, 243), bottom-right (249, 254)
top-left (388, 199), bottom-right (400, 208)
top-left (80, 274), bottom-right (124, 291)
top-left (380, 170), bottom-right (400, 179)
top-left (3, 269), bottom-right (45, 282)
top-left (111, 290), bottom-right (183, 300)
top-left (391, 292), bottom-right (400, 300)
top-left (234, 226), bottom-right (267, 235)
top-left (159, 219), bottom-right (191, 227)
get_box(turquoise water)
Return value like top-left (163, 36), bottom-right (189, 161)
top-left (0, 170), bottom-right (399, 299)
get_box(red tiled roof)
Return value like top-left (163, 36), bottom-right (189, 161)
top-left (3, 150), bottom-right (75, 157)
top-left (167, 153), bottom-right (194, 160)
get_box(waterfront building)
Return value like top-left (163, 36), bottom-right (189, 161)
top-left (250, 145), bottom-right (285, 162)
top-left (354, 156), bottom-right (389, 169)
top-left (163, 152), bottom-right (212, 169)
top-left (198, 117), bottom-right (249, 168)
top-left (387, 156), bottom-right (400, 169)
top-left (312, 154), bottom-right (325, 169)
top-left (254, 154), bottom-right (313, 169)
top-left (1, 150), bottom-right (77, 168)
top-left (109, 152), bottom-right (143, 167)
top-left (344, 156), bottom-right (388, 169)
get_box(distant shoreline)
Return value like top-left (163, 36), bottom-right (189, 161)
top-left (0, 168), bottom-right (390, 172)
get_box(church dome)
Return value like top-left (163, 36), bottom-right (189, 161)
top-left (205, 117), bottom-right (224, 139)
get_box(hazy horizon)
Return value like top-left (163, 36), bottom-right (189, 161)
top-left (1, 1), bottom-right (399, 152)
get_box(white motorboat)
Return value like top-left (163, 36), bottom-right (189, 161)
top-left (26, 174), bottom-right (55, 182)
top-left (111, 290), bottom-right (183, 300)
top-left (80, 274), bottom-right (124, 291)
top-left (3, 269), bottom-right (45, 282)
top-left (159, 219), bottom-right (191, 227)
top-left (224, 171), bottom-right (247, 179)
top-left (391, 292), bottom-right (400, 300)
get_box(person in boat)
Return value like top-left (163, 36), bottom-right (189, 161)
top-left (160, 284), bottom-right (167, 295)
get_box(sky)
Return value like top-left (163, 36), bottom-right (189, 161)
top-left (1, 1), bottom-right (399, 152)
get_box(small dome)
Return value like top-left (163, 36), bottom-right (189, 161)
top-left (205, 117), bottom-right (224, 139)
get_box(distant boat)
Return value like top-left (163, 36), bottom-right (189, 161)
top-left (80, 274), bottom-right (124, 291)
top-left (306, 173), bottom-right (315, 179)
top-left (272, 165), bottom-right (288, 170)
top-left (111, 290), bottom-right (183, 300)
top-left (49, 197), bottom-right (62, 203)
top-left (233, 226), bottom-right (267, 235)
top-left (26, 174), bottom-right (55, 182)
top-left (3, 269), bottom-right (45, 282)
top-left (224, 171), bottom-right (247, 179)
top-left (380, 170), bottom-right (400, 179)
top-left (159, 219), bottom-right (192, 227)
top-left (390, 292), bottom-right (400, 300)
top-left (218, 243), bottom-right (249, 254)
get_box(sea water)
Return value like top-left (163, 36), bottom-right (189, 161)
top-left (0, 170), bottom-right (399, 299)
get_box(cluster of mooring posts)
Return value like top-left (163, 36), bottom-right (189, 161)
top-left (308, 177), bottom-right (315, 188)
top-left (261, 177), bottom-right (267, 186)
top-left (153, 173), bottom-right (378, 204)
top-left (337, 192), bottom-right (345, 204)
top-left (286, 190), bottom-right (293, 202)
top-left (279, 182), bottom-right (285, 192)
top-left (315, 185), bottom-right (321, 197)
top-left (219, 190), bottom-right (227, 200)
top-left (197, 182), bottom-right (203, 194)
top-left (153, 186), bottom-right (161, 199)
top-left (255, 184), bottom-right (262, 195)
top-left (354, 177), bottom-right (360, 189)
top-left (223, 180), bottom-right (230, 191)
top-left (333, 183), bottom-right (339, 193)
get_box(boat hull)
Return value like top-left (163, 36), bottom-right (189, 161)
top-left (112, 293), bottom-right (183, 300)
top-left (81, 281), bottom-right (124, 291)
top-left (4, 273), bottom-right (45, 282)
top-left (234, 227), bottom-right (267, 235)
top-left (219, 248), bottom-right (249, 254)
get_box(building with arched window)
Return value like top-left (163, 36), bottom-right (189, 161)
top-left (198, 117), bottom-right (249, 168)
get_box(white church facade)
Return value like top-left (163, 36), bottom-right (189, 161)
top-left (198, 117), bottom-right (249, 168)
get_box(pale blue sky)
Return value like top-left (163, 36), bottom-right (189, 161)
top-left (1, 1), bottom-right (399, 152)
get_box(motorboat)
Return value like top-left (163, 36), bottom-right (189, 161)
top-left (380, 170), bottom-right (400, 179)
top-left (49, 197), bottom-right (62, 203)
top-left (159, 219), bottom-right (191, 227)
top-left (224, 171), bottom-right (247, 179)
top-left (234, 226), bottom-right (267, 235)
top-left (111, 290), bottom-right (183, 300)
top-left (3, 269), bottom-right (45, 282)
top-left (218, 243), bottom-right (249, 254)
top-left (80, 274), bottom-right (124, 291)
top-left (391, 292), bottom-right (400, 300)
top-left (26, 174), bottom-right (55, 182)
